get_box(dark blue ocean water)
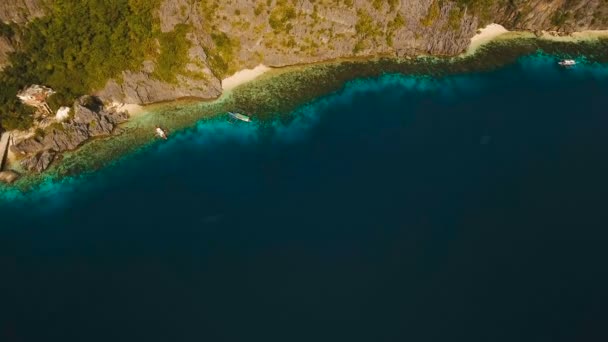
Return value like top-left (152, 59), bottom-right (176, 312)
top-left (2, 55), bottom-right (608, 341)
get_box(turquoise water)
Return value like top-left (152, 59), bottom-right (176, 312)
top-left (1, 55), bottom-right (608, 341)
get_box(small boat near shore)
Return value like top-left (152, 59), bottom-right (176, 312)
top-left (558, 59), bottom-right (577, 67)
top-left (228, 112), bottom-right (252, 123)
top-left (155, 127), bottom-right (168, 140)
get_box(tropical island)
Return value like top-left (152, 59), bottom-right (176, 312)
top-left (0, 0), bottom-right (607, 187)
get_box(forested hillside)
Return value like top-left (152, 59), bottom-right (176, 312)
top-left (1, 0), bottom-right (607, 131)
top-left (0, 0), bottom-right (190, 129)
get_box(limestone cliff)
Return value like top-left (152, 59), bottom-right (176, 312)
top-left (96, 0), bottom-right (479, 105)
top-left (1, 0), bottom-right (608, 105)
top-left (2, 0), bottom-right (607, 175)
top-left (86, 0), bottom-right (608, 104)
top-left (491, 0), bottom-right (608, 31)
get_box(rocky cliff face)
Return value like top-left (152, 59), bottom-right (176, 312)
top-left (96, 0), bottom-right (479, 104)
top-left (491, 0), bottom-right (608, 31)
top-left (0, 0), bottom-right (48, 24)
top-left (96, 62), bottom-right (223, 105)
top-left (98, 0), bottom-right (608, 104)
top-left (11, 96), bottom-right (128, 172)
top-left (3, 0), bottom-right (607, 176)
top-left (2, 0), bottom-right (608, 105)
top-left (198, 0), bottom-right (477, 63)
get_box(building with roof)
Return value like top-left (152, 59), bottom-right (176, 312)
top-left (16, 85), bottom-right (55, 115)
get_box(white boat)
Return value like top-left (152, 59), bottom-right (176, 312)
top-left (228, 112), bottom-right (252, 122)
top-left (155, 127), bottom-right (168, 140)
top-left (558, 59), bottom-right (577, 67)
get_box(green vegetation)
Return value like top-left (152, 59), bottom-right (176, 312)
top-left (198, 0), bottom-right (219, 24)
top-left (28, 0), bottom-right (159, 97)
top-left (155, 24), bottom-right (192, 83)
top-left (355, 10), bottom-right (377, 36)
top-left (371, 0), bottom-right (400, 11)
top-left (447, 6), bottom-right (463, 30)
top-left (0, 0), bottom-right (199, 131)
top-left (269, 0), bottom-right (297, 33)
top-left (254, 3), bottom-right (266, 16)
top-left (354, 10), bottom-right (374, 53)
top-left (420, 0), bottom-right (495, 28)
top-left (197, 0), bottom-right (243, 78)
top-left (420, 0), bottom-right (497, 26)
top-left (0, 0), bottom-right (167, 130)
top-left (0, 83), bottom-right (34, 130)
top-left (0, 22), bottom-right (15, 38)
top-left (453, 0), bottom-right (495, 24)
top-left (386, 14), bottom-right (405, 47)
top-left (592, 9), bottom-right (608, 26)
top-left (204, 30), bottom-right (240, 78)
top-left (551, 10), bottom-right (570, 27)
top-left (421, 0), bottom-right (441, 27)
top-left (388, 0), bottom-right (400, 12)
top-left (354, 10), bottom-right (382, 54)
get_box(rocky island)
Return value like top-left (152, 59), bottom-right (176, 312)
top-left (1, 0), bottom-right (608, 183)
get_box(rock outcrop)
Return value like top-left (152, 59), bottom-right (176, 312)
top-left (21, 150), bottom-right (55, 174)
top-left (491, 0), bottom-right (608, 32)
top-left (0, 0), bottom-right (48, 24)
top-left (0, 170), bottom-right (20, 184)
top-left (97, 67), bottom-right (222, 105)
top-left (11, 96), bottom-right (129, 172)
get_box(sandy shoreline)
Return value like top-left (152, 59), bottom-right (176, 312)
top-left (222, 65), bottom-right (271, 91)
top-left (467, 24), bottom-right (510, 54)
top-left (467, 23), bottom-right (608, 54)
top-left (4, 28), bottom-right (608, 184)
top-left (119, 28), bottom-right (608, 118)
top-left (2, 102), bottom-right (146, 171)
top-left (110, 103), bottom-right (146, 117)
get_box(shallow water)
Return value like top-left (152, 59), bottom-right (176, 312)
top-left (1, 55), bottom-right (608, 341)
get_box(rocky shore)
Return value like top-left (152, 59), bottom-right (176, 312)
top-left (1, 28), bottom-right (607, 183)
top-left (2, 0), bottom-right (607, 105)
top-left (1, 35), bottom-right (608, 190)
top-left (1, 0), bottom-right (608, 186)
top-left (10, 96), bottom-right (128, 173)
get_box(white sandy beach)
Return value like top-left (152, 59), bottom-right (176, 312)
top-left (222, 64), bottom-right (271, 91)
top-left (467, 23), bottom-right (510, 54)
top-left (122, 103), bottom-right (145, 117)
top-left (467, 24), bottom-right (608, 55)
top-left (109, 102), bottom-right (145, 117)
